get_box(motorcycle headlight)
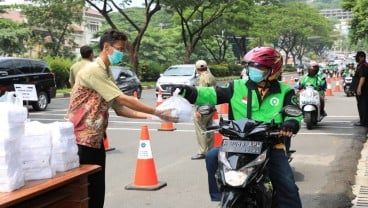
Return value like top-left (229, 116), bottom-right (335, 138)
top-left (245, 150), bottom-right (267, 167)
top-left (223, 166), bottom-right (254, 187)
top-left (219, 150), bottom-right (268, 187)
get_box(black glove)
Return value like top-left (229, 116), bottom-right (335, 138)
top-left (280, 119), bottom-right (300, 134)
top-left (170, 84), bottom-right (197, 104)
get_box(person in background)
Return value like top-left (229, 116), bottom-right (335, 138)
top-left (191, 60), bottom-right (217, 160)
top-left (69, 45), bottom-right (94, 88)
top-left (298, 62), bottom-right (327, 117)
top-left (352, 51), bottom-right (368, 126)
top-left (66, 29), bottom-right (178, 208)
top-left (173, 47), bottom-right (302, 207)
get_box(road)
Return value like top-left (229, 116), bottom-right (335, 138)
top-left (28, 78), bottom-right (367, 208)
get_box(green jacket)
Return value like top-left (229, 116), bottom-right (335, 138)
top-left (194, 79), bottom-right (302, 125)
top-left (299, 74), bottom-right (326, 95)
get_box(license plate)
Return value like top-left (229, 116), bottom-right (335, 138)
top-left (221, 140), bottom-right (263, 154)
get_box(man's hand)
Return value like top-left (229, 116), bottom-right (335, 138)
top-left (170, 84), bottom-right (197, 104)
top-left (154, 108), bottom-right (179, 123)
top-left (279, 119), bottom-right (300, 137)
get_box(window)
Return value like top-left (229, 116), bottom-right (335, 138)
top-left (15, 60), bottom-right (32, 74)
top-left (32, 61), bottom-right (49, 73)
top-left (89, 22), bottom-right (99, 33)
top-left (0, 60), bottom-right (18, 75)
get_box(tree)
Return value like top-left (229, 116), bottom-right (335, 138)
top-left (0, 18), bottom-right (30, 56)
top-left (23, 0), bottom-right (84, 57)
top-left (342, 0), bottom-right (368, 44)
top-left (86, 0), bottom-right (161, 70)
top-left (161, 0), bottom-right (237, 63)
top-left (254, 2), bottom-right (333, 65)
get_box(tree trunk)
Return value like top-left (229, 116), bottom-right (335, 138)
top-left (184, 45), bottom-right (193, 64)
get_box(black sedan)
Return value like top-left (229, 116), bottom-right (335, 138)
top-left (111, 66), bottom-right (142, 99)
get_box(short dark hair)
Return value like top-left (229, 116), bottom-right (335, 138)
top-left (80, 45), bottom-right (93, 59)
top-left (356, 51), bottom-right (366, 58)
top-left (99, 29), bottom-right (128, 51)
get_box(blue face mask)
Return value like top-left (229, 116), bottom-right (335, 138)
top-left (108, 49), bottom-right (124, 65)
top-left (248, 67), bottom-right (265, 83)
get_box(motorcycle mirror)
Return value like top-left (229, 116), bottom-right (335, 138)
top-left (281, 105), bottom-right (303, 117)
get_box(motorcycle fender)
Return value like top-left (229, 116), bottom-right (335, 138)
top-left (303, 105), bottom-right (316, 112)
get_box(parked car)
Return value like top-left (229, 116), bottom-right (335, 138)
top-left (155, 64), bottom-right (198, 97)
top-left (0, 57), bottom-right (56, 111)
top-left (111, 66), bottom-right (142, 99)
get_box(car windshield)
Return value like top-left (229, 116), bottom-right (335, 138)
top-left (163, 66), bottom-right (194, 76)
top-left (111, 67), bottom-right (134, 80)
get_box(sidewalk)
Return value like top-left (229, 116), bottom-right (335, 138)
top-left (351, 129), bottom-right (368, 207)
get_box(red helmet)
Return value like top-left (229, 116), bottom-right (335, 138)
top-left (309, 61), bottom-right (319, 68)
top-left (243, 47), bottom-right (283, 80)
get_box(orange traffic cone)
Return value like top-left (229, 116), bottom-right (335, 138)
top-left (158, 121), bottom-right (176, 131)
top-left (125, 125), bottom-right (167, 191)
top-left (103, 132), bottom-right (115, 152)
top-left (327, 75), bottom-right (332, 84)
top-left (219, 103), bottom-right (229, 114)
top-left (325, 83), bottom-right (334, 96)
top-left (333, 81), bottom-right (341, 92)
top-left (212, 111), bottom-right (223, 147)
top-left (156, 89), bottom-right (163, 106)
top-left (282, 76), bottom-right (288, 85)
top-left (289, 76), bottom-right (295, 86)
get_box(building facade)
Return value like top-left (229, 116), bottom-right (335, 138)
top-left (0, 0), bottom-right (104, 58)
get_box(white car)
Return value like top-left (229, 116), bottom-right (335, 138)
top-left (155, 64), bottom-right (198, 97)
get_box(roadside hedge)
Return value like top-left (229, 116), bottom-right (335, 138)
top-left (44, 56), bottom-right (73, 89)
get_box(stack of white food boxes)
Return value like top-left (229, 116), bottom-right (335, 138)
top-left (0, 103), bottom-right (27, 192)
top-left (49, 122), bottom-right (79, 172)
top-left (0, 99), bottom-right (80, 192)
top-left (20, 121), bottom-right (56, 181)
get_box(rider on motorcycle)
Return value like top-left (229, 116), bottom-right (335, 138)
top-left (299, 62), bottom-right (327, 117)
top-left (174, 47), bottom-right (303, 207)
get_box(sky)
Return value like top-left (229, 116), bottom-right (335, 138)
top-left (126, 0), bottom-right (145, 8)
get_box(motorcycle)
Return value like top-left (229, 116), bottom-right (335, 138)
top-left (296, 66), bottom-right (304, 76)
top-left (206, 105), bottom-right (302, 208)
top-left (298, 85), bottom-right (324, 129)
top-left (343, 75), bottom-right (354, 97)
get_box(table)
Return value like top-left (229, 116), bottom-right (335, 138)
top-left (0, 165), bottom-right (101, 208)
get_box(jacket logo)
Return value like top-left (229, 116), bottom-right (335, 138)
top-left (270, 97), bottom-right (279, 106)
top-left (242, 96), bottom-right (247, 105)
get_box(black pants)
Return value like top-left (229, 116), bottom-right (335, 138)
top-left (78, 144), bottom-right (106, 208)
top-left (356, 94), bottom-right (368, 125)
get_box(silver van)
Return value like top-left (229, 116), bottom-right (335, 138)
top-left (155, 64), bottom-right (198, 97)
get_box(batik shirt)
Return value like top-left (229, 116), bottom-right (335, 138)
top-left (66, 57), bottom-right (122, 149)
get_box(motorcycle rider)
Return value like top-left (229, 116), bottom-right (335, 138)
top-left (173, 47), bottom-right (303, 207)
top-left (299, 62), bottom-right (327, 117)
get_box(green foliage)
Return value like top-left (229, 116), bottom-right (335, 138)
top-left (342, 0), bottom-right (368, 44)
top-left (210, 64), bottom-right (230, 77)
top-left (44, 56), bottom-right (73, 88)
top-left (283, 64), bottom-right (295, 72)
top-left (138, 61), bottom-right (166, 81)
top-left (227, 64), bottom-right (244, 76)
top-left (23, 0), bottom-right (84, 57)
top-left (0, 19), bottom-right (30, 56)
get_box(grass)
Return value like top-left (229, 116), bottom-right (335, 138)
top-left (57, 88), bottom-right (71, 93)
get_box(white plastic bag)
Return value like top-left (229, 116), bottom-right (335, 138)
top-left (156, 88), bottom-right (193, 122)
top-left (0, 91), bottom-right (23, 107)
